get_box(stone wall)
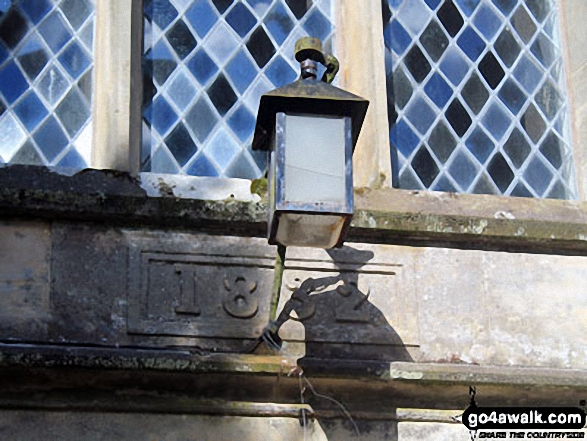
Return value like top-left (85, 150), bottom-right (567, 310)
top-left (0, 167), bottom-right (586, 440)
top-left (2, 220), bottom-right (585, 368)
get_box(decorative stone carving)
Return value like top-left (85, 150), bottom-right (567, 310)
top-left (126, 233), bottom-right (275, 339)
top-left (174, 264), bottom-right (201, 316)
top-left (222, 277), bottom-right (259, 319)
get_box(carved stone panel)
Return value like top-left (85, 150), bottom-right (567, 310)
top-left (127, 233), bottom-right (275, 339)
top-left (277, 245), bottom-right (420, 349)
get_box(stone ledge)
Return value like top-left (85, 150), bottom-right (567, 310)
top-left (387, 362), bottom-right (587, 388)
top-left (0, 344), bottom-right (585, 410)
top-left (2, 165), bottom-right (587, 254)
top-left (0, 165), bottom-right (266, 237)
top-left (352, 188), bottom-right (587, 255)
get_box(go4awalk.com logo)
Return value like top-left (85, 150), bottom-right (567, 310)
top-left (462, 406), bottom-right (586, 439)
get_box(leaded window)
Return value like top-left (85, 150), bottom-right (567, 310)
top-left (142, 0), bottom-right (335, 179)
top-left (0, 0), bottom-right (95, 168)
top-left (384, 0), bottom-right (576, 199)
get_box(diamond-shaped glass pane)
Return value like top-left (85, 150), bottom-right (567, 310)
top-left (144, 0), bottom-right (335, 177)
top-left (429, 121), bottom-right (457, 164)
top-left (420, 21), bottom-right (448, 62)
top-left (384, 0), bottom-right (576, 199)
top-left (412, 147), bottom-right (439, 188)
top-left (0, 0), bottom-right (95, 167)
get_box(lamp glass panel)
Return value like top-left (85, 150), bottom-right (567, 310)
top-left (283, 114), bottom-right (346, 205)
top-left (275, 213), bottom-right (345, 248)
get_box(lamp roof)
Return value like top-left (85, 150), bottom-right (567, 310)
top-left (252, 78), bottom-right (369, 151)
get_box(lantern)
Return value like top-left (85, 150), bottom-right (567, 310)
top-left (252, 38), bottom-right (369, 249)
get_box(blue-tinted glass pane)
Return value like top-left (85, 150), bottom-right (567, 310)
top-left (424, 73), bottom-right (452, 108)
top-left (439, 48), bottom-right (469, 86)
top-left (384, 20), bottom-right (411, 55)
top-left (432, 175), bottom-right (457, 192)
top-left (228, 105), bottom-right (255, 142)
top-left (185, 0), bottom-right (218, 38)
top-left (14, 91), bottom-right (48, 131)
top-left (167, 71), bottom-right (196, 111)
top-left (412, 147), bottom-right (439, 187)
top-left (206, 22), bottom-right (240, 66)
top-left (226, 2), bottom-right (256, 38)
top-left (492, 0), bottom-right (516, 14)
top-left (19, 0), bottom-right (53, 24)
top-left (0, 7), bottom-right (29, 49)
top-left (11, 140), bottom-right (44, 166)
top-left (38, 66), bottom-right (69, 105)
top-left (151, 147), bottom-right (179, 174)
top-left (185, 96), bottom-right (218, 143)
top-left (246, 0), bottom-right (271, 16)
top-left (147, 40), bottom-right (177, 85)
top-left (303, 9), bottom-right (331, 42)
top-left (390, 120), bottom-right (420, 157)
top-left (531, 32), bottom-right (556, 68)
top-left (455, 0), bottom-right (481, 16)
top-left (498, 79), bottom-right (526, 115)
top-left (166, 20), bottom-right (197, 60)
top-left (33, 116), bottom-right (68, 162)
top-left (399, 0), bottom-right (434, 36)
top-left (187, 49), bottom-right (218, 85)
top-left (59, 42), bottom-right (91, 79)
top-left (57, 148), bottom-right (86, 168)
top-left (17, 34), bottom-right (49, 81)
top-left (225, 49), bottom-right (258, 94)
top-left (265, 3), bottom-right (293, 45)
top-left (55, 88), bottom-right (91, 137)
top-left (513, 55), bottom-right (543, 93)
top-left (482, 103), bottom-right (511, 141)
top-left (449, 151), bottom-right (478, 190)
top-left (208, 130), bottom-right (240, 170)
top-left (39, 12), bottom-right (72, 53)
top-left (457, 27), bottom-right (485, 61)
top-left (151, 96), bottom-right (178, 135)
top-left (186, 154), bottom-right (219, 177)
top-left (265, 55), bottom-right (296, 86)
top-left (60, 0), bottom-right (93, 30)
top-left (465, 128), bottom-right (494, 163)
top-left (145, 0), bottom-right (178, 29)
top-left (406, 97), bottom-right (437, 135)
top-left (524, 156), bottom-right (553, 196)
top-left (225, 152), bottom-right (259, 179)
top-left (0, 61), bottom-right (28, 104)
top-left (165, 122), bottom-right (198, 166)
top-left (472, 4), bottom-right (501, 39)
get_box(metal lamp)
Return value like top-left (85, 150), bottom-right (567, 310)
top-left (252, 37), bottom-right (369, 249)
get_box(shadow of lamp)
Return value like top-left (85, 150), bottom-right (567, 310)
top-left (252, 37), bottom-right (370, 350)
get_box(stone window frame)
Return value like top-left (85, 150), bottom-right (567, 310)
top-left (80, 0), bottom-right (587, 252)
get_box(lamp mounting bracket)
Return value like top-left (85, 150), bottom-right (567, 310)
top-left (294, 37), bottom-right (339, 84)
